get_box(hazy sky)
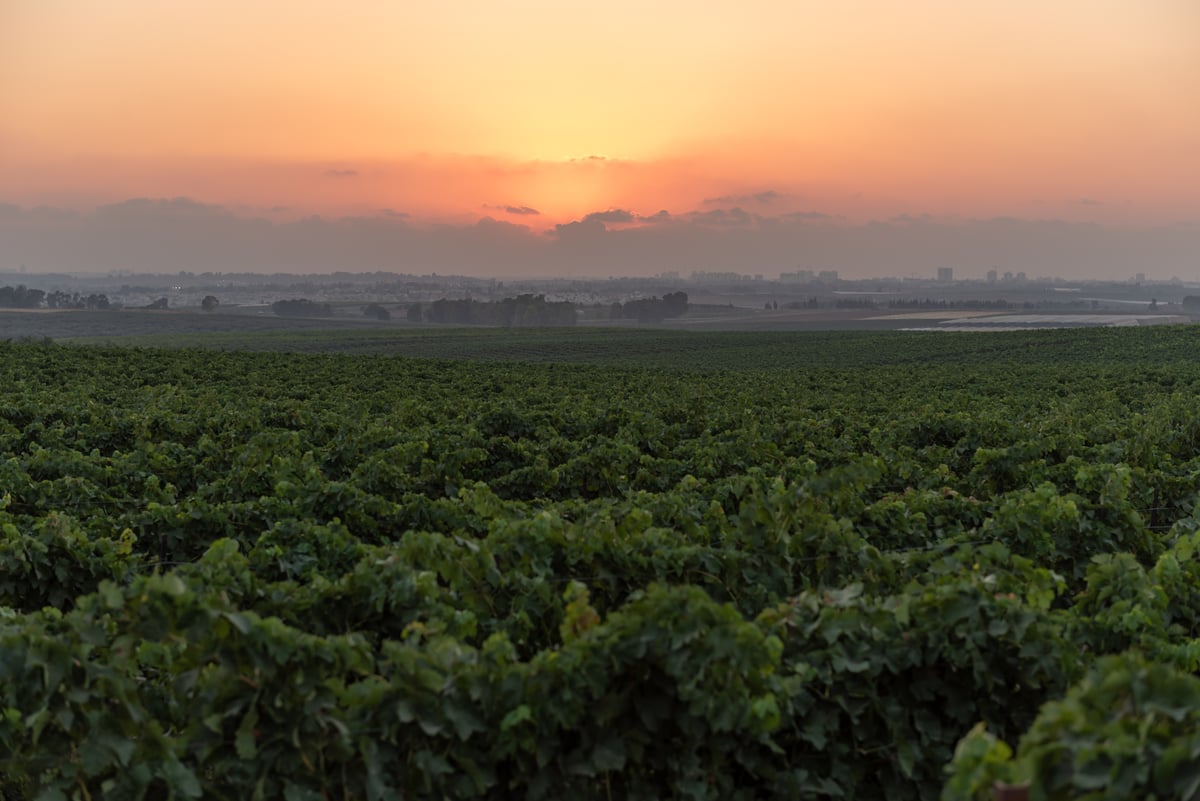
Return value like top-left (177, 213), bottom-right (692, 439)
top-left (3, 1), bottom-right (1198, 277)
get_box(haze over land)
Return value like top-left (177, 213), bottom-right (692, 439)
top-left (3, 1), bottom-right (1198, 279)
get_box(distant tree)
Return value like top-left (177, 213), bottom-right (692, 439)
top-left (662, 291), bottom-right (689, 317)
top-left (23, 287), bottom-right (45, 308)
top-left (0, 285), bottom-right (45, 309)
top-left (422, 295), bottom-right (576, 326)
top-left (611, 292), bottom-right (688, 324)
top-left (42, 290), bottom-right (109, 310)
top-left (406, 303), bottom-right (424, 322)
top-left (363, 303), bottom-right (391, 321)
top-left (426, 298), bottom-right (474, 324)
top-left (145, 297), bottom-right (169, 310)
top-left (201, 295), bottom-right (220, 312)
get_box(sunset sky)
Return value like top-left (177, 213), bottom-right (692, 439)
top-left (2, 1), bottom-right (1198, 277)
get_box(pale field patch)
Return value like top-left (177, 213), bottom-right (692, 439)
top-left (866, 311), bottom-right (1000, 320)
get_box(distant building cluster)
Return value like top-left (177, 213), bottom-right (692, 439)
top-left (780, 269), bottom-right (839, 283)
top-left (691, 271), bottom-right (765, 282)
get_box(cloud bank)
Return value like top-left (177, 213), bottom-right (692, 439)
top-left (1, 197), bottom-right (1197, 281)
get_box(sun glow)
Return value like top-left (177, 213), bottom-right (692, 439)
top-left (2, 0), bottom-right (1197, 225)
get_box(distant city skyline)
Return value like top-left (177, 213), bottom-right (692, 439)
top-left (3, 1), bottom-right (1198, 278)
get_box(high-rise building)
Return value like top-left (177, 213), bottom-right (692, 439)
top-left (937, 267), bottom-right (954, 282)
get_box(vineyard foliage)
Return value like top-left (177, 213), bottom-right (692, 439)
top-left (3, 330), bottom-right (1200, 797)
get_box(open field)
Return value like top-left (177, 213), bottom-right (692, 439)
top-left (41, 316), bottom-right (1200, 370)
top-left (2, 301), bottom-right (1192, 345)
top-left (0, 300), bottom-right (1192, 370)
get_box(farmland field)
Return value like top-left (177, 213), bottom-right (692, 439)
top-left (50, 316), bottom-right (1200, 369)
top-left (5, 328), bottom-right (1200, 798)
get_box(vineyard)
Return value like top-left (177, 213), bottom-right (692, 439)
top-left (4, 329), bottom-right (1200, 798)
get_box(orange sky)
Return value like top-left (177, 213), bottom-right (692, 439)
top-left (2, 0), bottom-right (1198, 226)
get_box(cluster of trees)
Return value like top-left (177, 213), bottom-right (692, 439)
top-left (0, 285), bottom-right (110, 310)
top-left (45, 290), bottom-right (111, 310)
top-left (362, 303), bottom-right (391, 321)
top-left (0, 285), bottom-right (46, 308)
top-left (408, 294), bottom-right (577, 326)
top-left (609, 291), bottom-right (688, 323)
top-left (271, 298), bottom-right (334, 317)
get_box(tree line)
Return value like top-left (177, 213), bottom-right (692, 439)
top-left (269, 292), bottom-right (691, 326)
top-left (408, 294), bottom-right (578, 326)
top-left (407, 292), bottom-right (691, 326)
top-left (0, 285), bottom-right (110, 310)
top-left (608, 291), bottom-right (688, 323)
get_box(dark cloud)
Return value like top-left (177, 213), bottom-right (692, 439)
top-left (324, 169), bottom-right (358, 178)
top-left (582, 209), bottom-right (635, 224)
top-left (379, 208), bottom-right (410, 218)
top-left (687, 207), bottom-right (755, 226)
top-left (754, 210), bottom-right (836, 230)
top-left (703, 190), bottom-right (785, 206)
top-left (23, 205), bottom-right (81, 222)
top-left (473, 217), bottom-right (535, 236)
top-left (638, 210), bottom-right (671, 223)
top-left (503, 205), bottom-right (540, 216)
top-left (552, 218), bottom-right (608, 239)
top-left (94, 197), bottom-right (235, 221)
